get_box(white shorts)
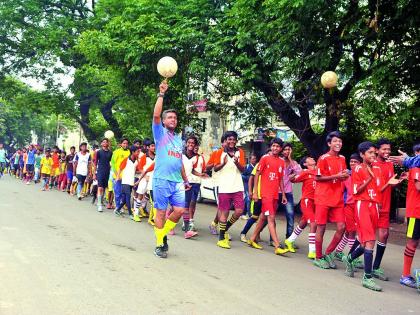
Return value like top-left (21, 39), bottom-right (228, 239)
top-left (136, 178), bottom-right (148, 194)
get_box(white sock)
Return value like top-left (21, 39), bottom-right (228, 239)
top-left (308, 233), bottom-right (316, 252)
top-left (288, 226), bottom-right (303, 242)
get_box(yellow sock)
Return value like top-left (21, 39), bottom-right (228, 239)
top-left (162, 219), bottom-right (177, 236)
top-left (154, 227), bottom-right (165, 246)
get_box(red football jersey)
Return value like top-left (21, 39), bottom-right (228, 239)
top-left (258, 155), bottom-right (285, 199)
top-left (406, 167), bottom-right (420, 218)
top-left (293, 169), bottom-right (316, 200)
top-left (373, 159), bottom-right (394, 212)
top-left (352, 164), bottom-right (383, 203)
top-left (314, 153), bottom-right (347, 207)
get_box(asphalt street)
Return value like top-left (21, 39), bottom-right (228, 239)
top-left (0, 176), bottom-right (419, 315)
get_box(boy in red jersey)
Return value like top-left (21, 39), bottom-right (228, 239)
top-left (333, 153), bottom-right (363, 264)
top-left (313, 131), bottom-right (349, 269)
top-left (370, 138), bottom-right (399, 281)
top-left (247, 138), bottom-right (289, 256)
top-left (400, 144), bottom-right (420, 290)
top-left (343, 142), bottom-right (399, 291)
top-left (284, 156), bottom-right (317, 259)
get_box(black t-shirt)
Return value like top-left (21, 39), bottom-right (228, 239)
top-left (66, 153), bottom-right (75, 172)
top-left (96, 149), bottom-right (112, 173)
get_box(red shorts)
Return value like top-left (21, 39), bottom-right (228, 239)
top-left (315, 205), bottom-right (345, 225)
top-left (377, 210), bottom-right (390, 229)
top-left (261, 197), bottom-right (278, 216)
top-left (344, 203), bottom-right (357, 232)
top-left (218, 192), bottom-right (244, 212)
top-left (355, 200), bottom-right (379, 243)
top-left (301, 198), bottom-right (315, 223)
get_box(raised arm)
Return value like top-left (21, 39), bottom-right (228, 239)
top-left (153, 81), bottom-right (169, 125)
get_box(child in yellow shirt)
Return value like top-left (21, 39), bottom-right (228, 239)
top-left (40, 149), bottom-right (53, 191)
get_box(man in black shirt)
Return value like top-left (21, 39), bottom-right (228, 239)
top-left (93, 138), bottom-right (113, 212)
top-left (65, 146), bottom-right (76, 193)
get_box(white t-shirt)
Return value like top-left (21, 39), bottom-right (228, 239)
top-left (121, 158), bottom-right (138, 186)
top-left (182, 154), bottom-right (205, 184)
top-left (75, 152), bottom-right (91, 176)
top-left (217, 151), bottom-right (244, 193)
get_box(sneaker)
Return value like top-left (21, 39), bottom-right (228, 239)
top-left (148, 219), bottom-right (155, 226)
top-left (162, 236), bottom-right (169, 252)
top-left (114, 209), bottom-right (122, 216)
top-left (154, 246), bottom-right (167, 258)
top-left (284, 239), bottom-right (296, 253)
top-left (400, 275), bottom-right (417, 288)
top-left (184, 230), bottom-right (198, 239)
top-left (274, 247), bottom-right (289, 255)
top-left (372, 268), bottom-right (389, 281)
top-left (217, 239), bottom-right (231, 249)
top-left (240, 234), bottom-right (248, 243)
top-left (247, 240), bottom-right (263, 250)
top-left (78, 195), bottom-right (82, 201)
top-left (139, 208), bottom-right (148, 218)
top-left (362, 274), bottom-right (382, 291)
top-left (334, 251), bottom-right (344, 262)
top-left (325, 253), bottom-right (337, 269)
top-left (97, 205), bottom-right (103, 212)
top-left (415, 269), bottom-right (420, 293)
top-left (26, 181), bottom-right (30, 185)
top-left (132, 214), bottom-right (141, 222)
top-left (106, 204), bottom-right (113, 210)
top-left (240, 215), bottom-right (248, 220)
top-left (313, 257), bottom-right (331, 269)
top-left (307, 251), bottom-right (316, 259)
top-left (209, 223), bottom-right (218, 235)
top-left (353, 257), bottom-right (364, 269)
top-left (41, 187), bottom-right (46, 191)
top-left (342, 254), bottom-right (354, 278)
top-left (225, 233), bottom-right (232, 241)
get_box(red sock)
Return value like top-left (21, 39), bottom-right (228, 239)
top-left (325, 232), bottom-right (343, 255)
top-left (315, 238), bottom-right (323, 259)
top-left (403, 244), bottom-right (416, 277)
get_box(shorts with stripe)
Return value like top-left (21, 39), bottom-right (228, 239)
top-left (406, 217), bottom-right (420, 240)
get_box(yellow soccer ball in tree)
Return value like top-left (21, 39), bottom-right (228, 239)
top-left (321, 71), bottom-right (338, 89)
top-left (157, 56), bottom-right (178, 78)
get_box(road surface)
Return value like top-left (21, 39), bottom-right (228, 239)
top-left (0, 176), bottom-right (419, 315)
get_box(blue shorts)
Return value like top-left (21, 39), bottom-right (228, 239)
top-left (185, 183), bottom-right (201, 207)
top-left (152, 178), bottom-right (185, 210)
top-left (66, 171), bottom-right (73, 183)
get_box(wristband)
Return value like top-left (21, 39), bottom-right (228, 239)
top-left (157, 93), bottom-right (165, 98)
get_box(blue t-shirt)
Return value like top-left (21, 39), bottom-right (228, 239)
top-left (26, 149), bottom-right (36, 165)
top-left (152, 121), bottom-right (183, 182)
top-left (0, 149), bottom-right (7, 163)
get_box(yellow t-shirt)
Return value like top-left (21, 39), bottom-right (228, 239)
top-left (41, 157), bottom-right (53, 175)
top-left (251, 163), bottom-right (261, 199)
top-left (59, 161), bottom-right (66, 174)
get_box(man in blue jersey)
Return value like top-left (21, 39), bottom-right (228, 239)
top-left (152, 81), bottom-right (191, 258)
top-left (25, 144), bottom-right (37, 184)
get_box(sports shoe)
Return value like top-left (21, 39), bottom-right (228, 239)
top-left (372, 268), bottom-right (389, 281)
top-left (247, 240), bottom-right (263, 250)
top-left (139, 208), bottom-right (148, 218)
top-left (313, 257), bottom-right (330, 269)
top-left (353, 257), bottom-right (364, 269)
top-left (225, 233), bottom-right (232, 241)
top-left (362, 274), bottom-right (382, 291)
top-left (184, 230), bottom-right (198, 239)
top-left (162, 236), bottom-right (169, 252)
top-left (284, 239), bottom-right (296, 253)
top-left (182, 222), bottom-right (186, 231)
top-left (325, 253), bottom-right (337, 269)
top-left (154, 246), bottom-right (167, 258)
top-left (400, 275), bottom-right (417, 288)
top-left (26, 181), bottom-right (30, 185)
top-left (97, 205), bottom-right (103, 212)
top-left (132, 214), bottom-right (141, 222)
top-left (342, 254), bottom-right (354, 277)
top-left (274, 247), bottom-right (289, 255)
top-left (217, 239), bottom-right (231, 249)
top-left (240, 234), bottom-right (248, 243)
top-left (414, 269), bottom-right (420, 293)
top-left (240, 215), bottom-right (249, 220)
top-left (114, 209), bottom-right (122, 216)
top-left (334, 251), bottom-right (344, 262)
top-left (209, 222), bottom-right (218, 235)
top-left (148, 219), bottom-right (155, 226)
top-left (307, 251), bottom-right (316, 259)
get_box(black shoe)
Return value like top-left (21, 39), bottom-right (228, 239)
top-left (154, 246), bottom-right (167, 258)
top-left (162, 236), bottom-right (169, 252)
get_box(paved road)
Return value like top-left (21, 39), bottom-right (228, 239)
top-left (0, 176), bottom-right (419, 315)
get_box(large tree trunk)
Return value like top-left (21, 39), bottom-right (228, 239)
top-left (77, 94), bottom-right (98, 141)
top-left (100, 98), bottom-right (123, 140)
